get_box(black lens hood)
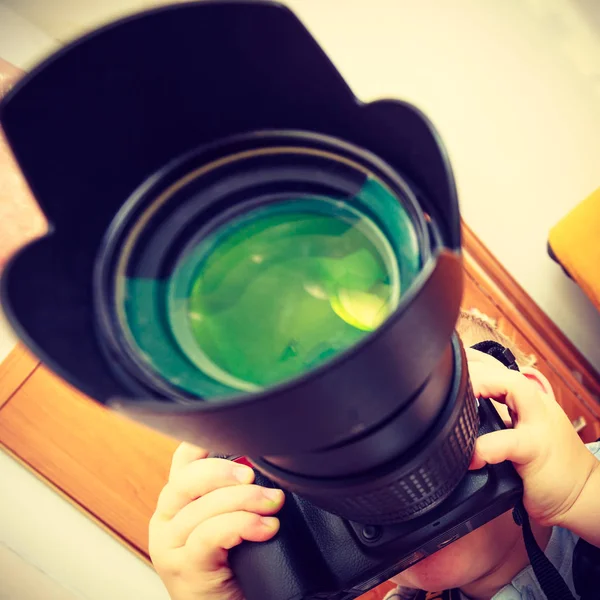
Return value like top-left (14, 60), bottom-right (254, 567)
top-left (0, 1), bottom-right (462, 456)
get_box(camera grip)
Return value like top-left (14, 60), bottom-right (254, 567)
top-left (229, 470), bottom-right (334, 600)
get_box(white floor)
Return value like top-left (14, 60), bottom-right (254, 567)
top-left (1, 1), bottom-right (600, 598)
top-left (0, 450), bottom-right (170, 600)
top-left (0, 544), bottom-right (79, 600)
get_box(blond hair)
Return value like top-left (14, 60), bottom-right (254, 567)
top-left (457, 309), bottom-right (536, 368)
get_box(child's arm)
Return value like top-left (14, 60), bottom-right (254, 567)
top-left (466, 349), bottom-right (600, 548)
top-left (554, 447), bottom-right (600, 547)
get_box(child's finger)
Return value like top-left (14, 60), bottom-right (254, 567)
top-left (156, 459), bottom-right (255, 520)
top-left (169, 443), bottom-right (210, 480)
top-left (469, 428), bottom-right (536, 469)
top-left (169, 484), bottom-right (284, 547)
top-left (468, 361), bottom-right (542, 423)
top-left (184, 511), bottom-right (280, 571)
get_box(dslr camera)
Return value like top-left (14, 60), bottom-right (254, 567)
top-left (0, 2), bottom-right (522, 599)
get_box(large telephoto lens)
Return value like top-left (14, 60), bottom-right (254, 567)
top-left (94, 131), bottom-right (477, 524)
top-left (0, 0), bottom-right (474, 528)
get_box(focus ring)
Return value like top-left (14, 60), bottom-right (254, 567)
top-left (256, 369), bottom-right (479, 524)
top-left (323, 383), bottom-right (478, 523)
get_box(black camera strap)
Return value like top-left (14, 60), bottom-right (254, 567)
top-left (471, 341), bottom-right (521, 372)
top-left (512, 501), bottom-right (575, 600)
top-left (410, 588), bottom-right (460, 599)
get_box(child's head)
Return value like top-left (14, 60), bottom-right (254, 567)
top-left (456, 309), bottom-right (536, 368)
top-left (391, 310), bottom-right (553, 595)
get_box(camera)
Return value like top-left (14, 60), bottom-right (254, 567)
top-left (0, 2), bottom-right (522, 599)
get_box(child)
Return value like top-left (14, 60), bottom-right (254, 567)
top-left (148, 311), bottom-right (600, 600)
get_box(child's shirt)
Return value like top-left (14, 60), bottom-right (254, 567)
top-left (384, 441), bottom-right (600, 600)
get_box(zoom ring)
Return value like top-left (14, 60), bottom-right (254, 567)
top-left (299, 382), bottom-right (479, 524)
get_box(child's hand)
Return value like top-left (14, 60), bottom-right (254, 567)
top-left (149, 443), bottom-right (285, 600)
top-left (466, 349), bottom-right (599, 538)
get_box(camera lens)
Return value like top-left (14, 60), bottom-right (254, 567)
top-left (0, 0), bottom-right (478, 533)
top-left (95, 132), bottom-right (423, 402)
top-left (90, 131), bottom-right (476, 524)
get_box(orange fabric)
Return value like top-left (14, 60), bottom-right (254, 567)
top-left (549, 188), bottom-right (600, 311)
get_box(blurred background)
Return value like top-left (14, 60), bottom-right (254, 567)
top-left (1, 0), bottom-right (600, 598)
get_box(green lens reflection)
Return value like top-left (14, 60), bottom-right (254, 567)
top-left (168, 198), bottom-right (400, 390)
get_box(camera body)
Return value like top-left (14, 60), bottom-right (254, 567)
top-left (231, 398), bottom-right (522, 600)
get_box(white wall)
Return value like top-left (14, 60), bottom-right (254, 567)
top-left (0, 4), bottom-right (59, 68)
top-left (1, 1), bottom-right (600, 598)
top-left (0, 0), bottom-right (174, 45)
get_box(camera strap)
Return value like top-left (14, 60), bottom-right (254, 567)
top-left (409, 589), bottom-right (459, 599)
top-left (470, 340), bottom-right (520, 372)
top-left (426, 591), bottom-right (460, 599)
top-left (512, 501), bottom-right (575, 600)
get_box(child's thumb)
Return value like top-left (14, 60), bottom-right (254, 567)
top-left (469, 429), bottom-right (535, 470)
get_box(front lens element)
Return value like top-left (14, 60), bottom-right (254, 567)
top-left (168, 198), bottom-right (400, 390)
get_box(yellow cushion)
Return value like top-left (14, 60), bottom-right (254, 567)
top-left (549, 188), bottom-right (600, 310)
